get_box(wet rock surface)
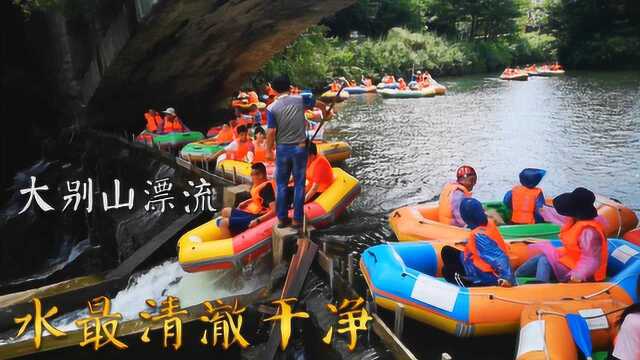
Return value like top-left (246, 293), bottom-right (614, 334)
top-left (89, 0), bottom-right (357, 132)
top-left (0, 130), bottom-right (216, 289)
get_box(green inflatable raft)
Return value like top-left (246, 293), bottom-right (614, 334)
top-left (180, 140), bottom-right (226, 162)
top-left (152, 131), bottom-right (204, 150)
top-left (484, 201), bottom-right (561, 239)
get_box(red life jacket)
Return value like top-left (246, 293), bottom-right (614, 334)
top-left (252, 140), bottom-right (271, 163)
top-left (144, 112), bottom-right (162, 132)
top-left (226, 140), bottom-right (251, 161)
top-left (163, 117), bottom-right (186, 133)
top-left (558, 220), bottom-right (608, 281)
top-left (215, 127), bottom-right (234, 144)
top-left (244, 180), bottom-right (274, 215)
top-left (438, 183), bottom-right (471, 225)
top-left (306, 155), bottom-right (334, 193)
top-left (464, 220), bottom-right (510, 273)
top-left (511, 185), bottom-right (542, 225)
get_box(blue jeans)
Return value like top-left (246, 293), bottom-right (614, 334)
top-left (515, 255), bottom-right (555, 283)
top-left (275, 144), bottom-right (308, 223)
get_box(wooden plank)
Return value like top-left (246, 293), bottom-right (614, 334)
top-left (314, 257), bottom-right (419, 360)
top-left (264, 236), bottom-right (318, 359)
top-left (0, 287), bottom-right (269, 359)
top-left (371, 314), bottom-right (418, 360)
top-left (0, 277), bottom-right (125, 333)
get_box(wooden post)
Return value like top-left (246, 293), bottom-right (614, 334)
top-left (347, 252), bottom-right (354, 286)
top-left (271, 224), bottom-right (298, 266)
top-left (394, 303), bottom-right (405, 340)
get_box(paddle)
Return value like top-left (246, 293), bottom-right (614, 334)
top-left (309, 81), bottom-right (346, 143)
top-left (566, 313), bottom-right (593, 360)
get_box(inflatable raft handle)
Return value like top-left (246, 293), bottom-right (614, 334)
top-left (366, 251), bottom-right (378, 263)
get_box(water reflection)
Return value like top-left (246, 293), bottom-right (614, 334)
top-left (323, 70), bottom-right (640, 250)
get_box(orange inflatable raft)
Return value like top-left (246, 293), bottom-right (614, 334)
top-left (390, 197), bottom-right (638, 242)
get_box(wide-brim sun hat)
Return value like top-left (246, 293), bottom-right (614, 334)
top-left (552, 187), bottom-right (598, 220)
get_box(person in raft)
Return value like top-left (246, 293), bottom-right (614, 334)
top-left (217, 162), bottom-right (275, 235)
top-left (441, 198), bottom-right (515, 287)
top-left (397, 77), bottom-right (408, 90)
top-left (514, 187), bottom-right (608, 283)
top-left (144, 109), bottom-right (163, 133)
top-left (213, 122), bottom-right (234, 144)
top-left (502, 168), bottom-right (546, 224)
top-left (611, 277), bottom-right (640, 360)
top-left (303, 142), bottom-right (334, 203)
top-left (160, 107), bottom-right (190, 133)
top-left (438, 165), bottom-right (477, 227)
top-left (217, 125), bottom-right (254, 166)
top-left (252, 126), bottom-right (273, 164)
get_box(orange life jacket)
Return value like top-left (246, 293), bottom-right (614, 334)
top-left (465, 220), bottom-right (510, 273)
top-left (163, 118), bottom-right (186, 133)
top-left (307, 155), bottom-right (334, 193)
top-left (144, 112), bottom-right (162, 132)
top-left (398, 79), bottom-right (407, 90)
top-left (511, 185), bottom-right (542, 225)
top-left (215, 127), bottom-right (234, 144)
top-left (330, 83), bottom-right (339, 92)
top-left (252, 140), bottom-right (271, 163)
top-left (438, 183), bottom-right (472, 225)
top-left (558, 220), bottom-right (608, 281)
top-left (384, 76), bottom-right (395, 84)
top-left (244, 180), bottom-right (274, 215)
top-left (227, 140), bottom-right (251, 161)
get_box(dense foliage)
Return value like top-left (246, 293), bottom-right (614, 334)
top-left (256, 26), bottom-right (556, 89)
top-left (543, 0), bottom-right (640, 69)
top-left (258, 0), bottom-right (637, 87)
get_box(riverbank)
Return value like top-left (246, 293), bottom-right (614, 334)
top-left (255, 26), bottom-right (557, 90)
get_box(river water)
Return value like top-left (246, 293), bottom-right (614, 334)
top-left (2, 71), bottom-right (638, 358)
top-left (319, 70), bottom-right (640, 359)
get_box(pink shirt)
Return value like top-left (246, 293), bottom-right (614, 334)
top-left (534, 206), bottom-right (606, 281)
top-left (613, 313), bottom-right (640, 360)
top-left (450, 187), bottom-right (466, 227)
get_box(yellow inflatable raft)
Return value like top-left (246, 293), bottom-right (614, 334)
top-left (216, 141), bottom-right (352, 184)
top-left (178, 168), bottom-right (360, 272)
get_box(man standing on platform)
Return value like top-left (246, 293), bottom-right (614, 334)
top-left (266, 75), bottom-right (332, 230)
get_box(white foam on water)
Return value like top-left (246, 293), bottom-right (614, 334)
top-left (0, 259), bottom-right (269, 345)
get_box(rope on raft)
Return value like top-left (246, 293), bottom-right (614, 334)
top-left (536, 306), bottom-right (626, 319)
